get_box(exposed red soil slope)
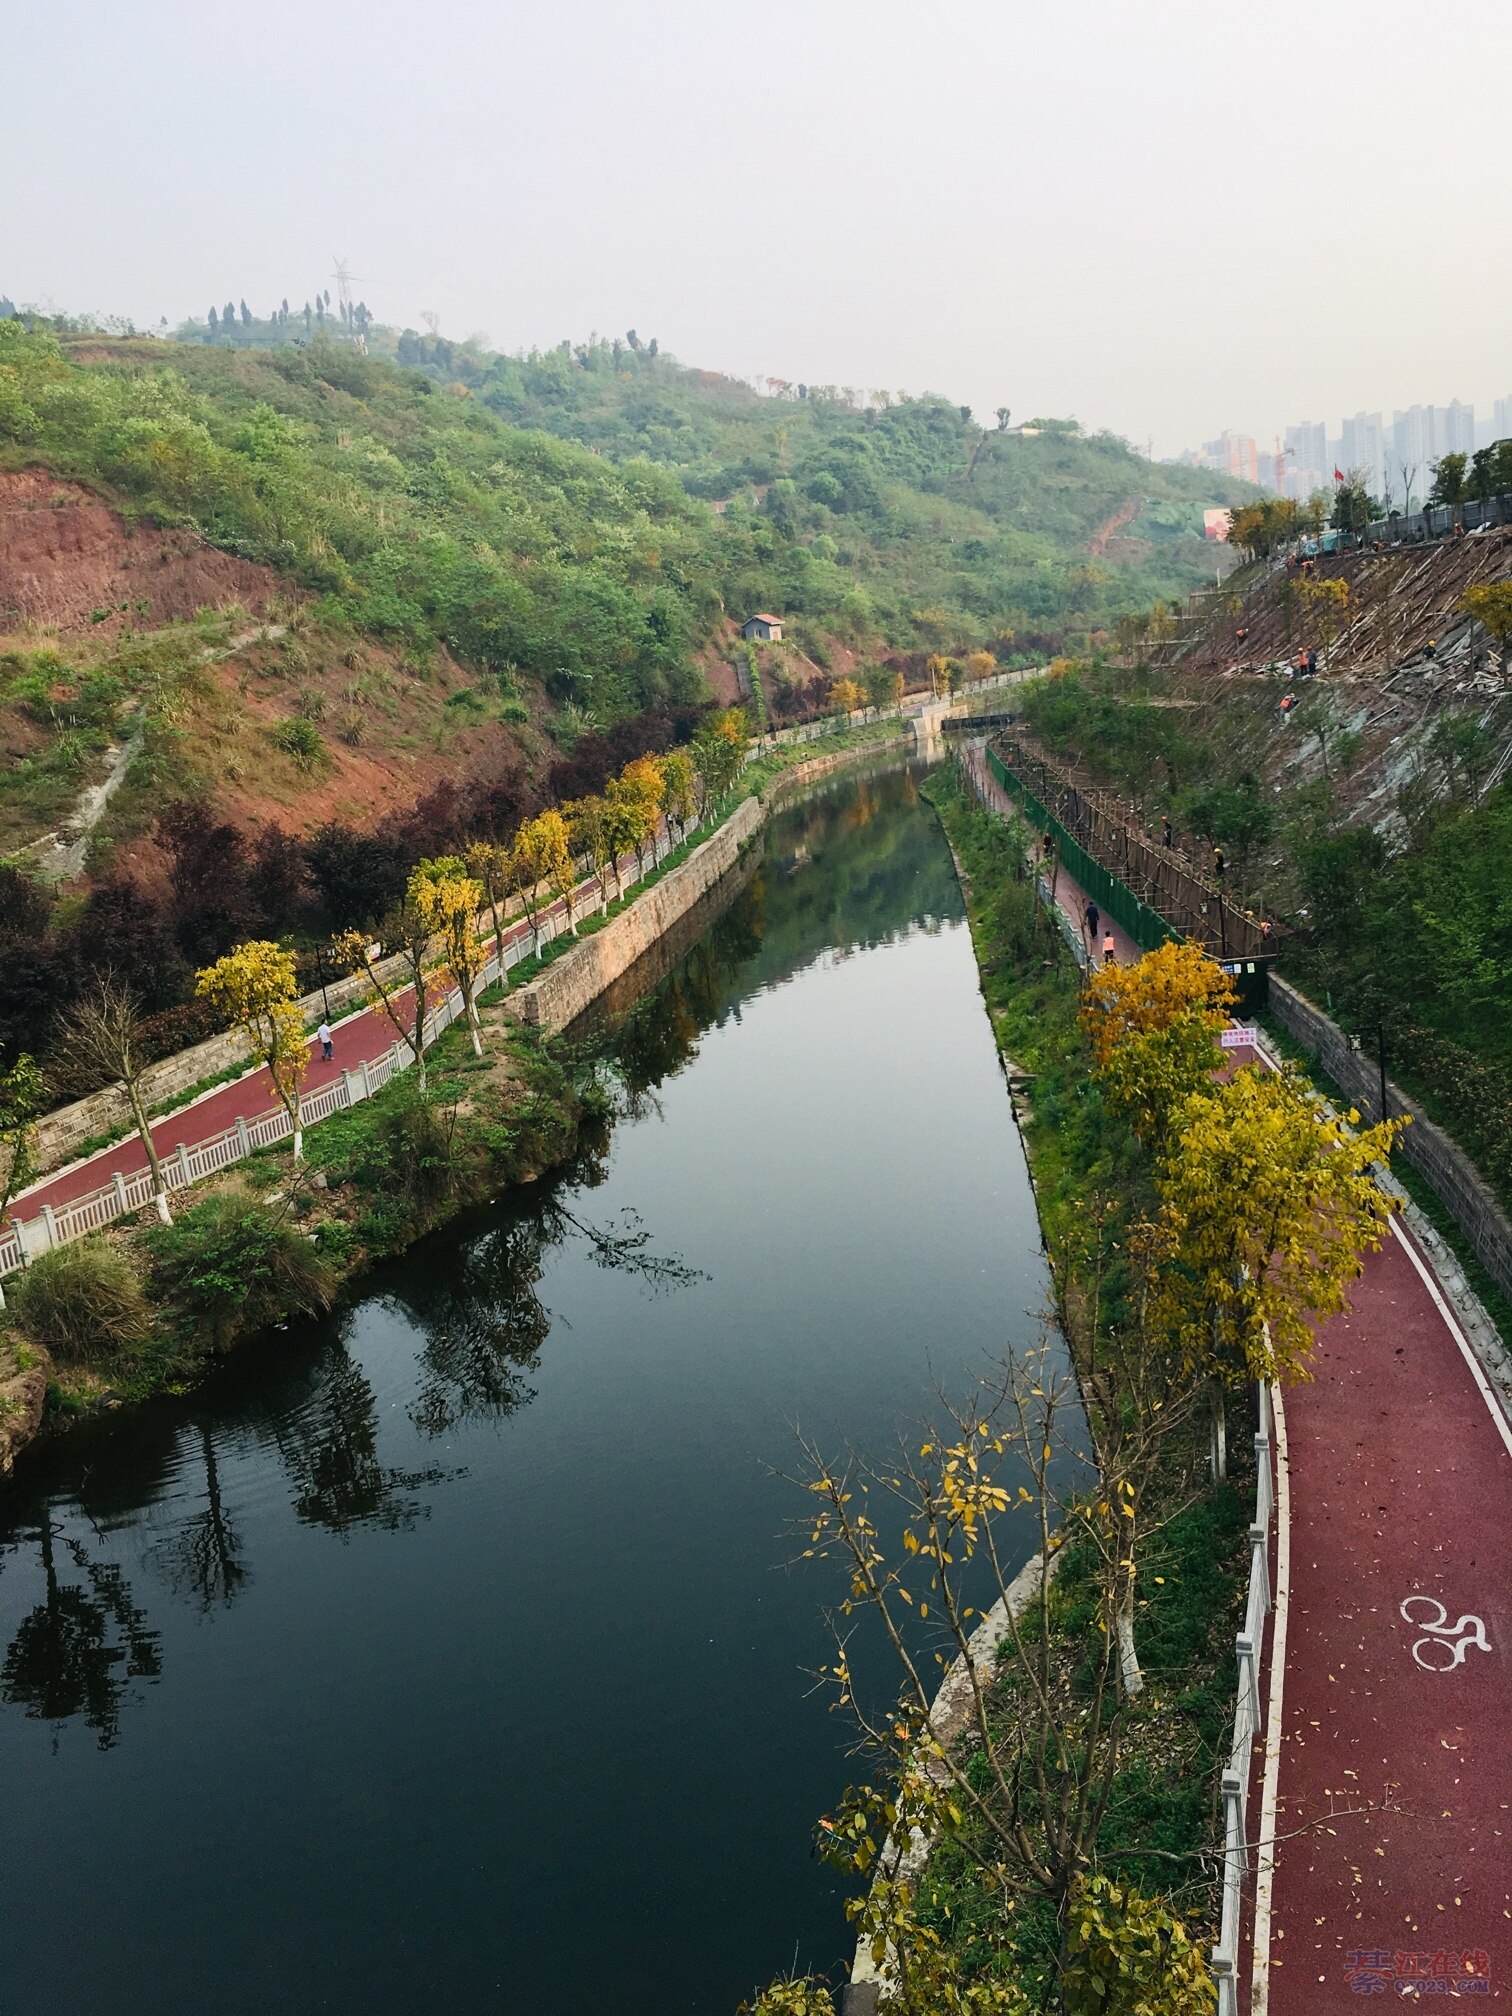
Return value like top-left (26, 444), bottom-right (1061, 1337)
top-left (0, 468), bottom-right (282, 640)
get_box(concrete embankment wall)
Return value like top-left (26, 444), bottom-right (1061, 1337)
top-left (33, 963), bottom-right (381, 1177)
top-left (1268, 974), bottom-right (1512, 1306)
top-left (33, 736), bottom-right (911, 1173)
top-left (508, 737), bottom-right (911, 1035)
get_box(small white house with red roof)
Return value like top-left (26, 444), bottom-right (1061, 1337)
top-left (740, 613), bottom-right (784, 642)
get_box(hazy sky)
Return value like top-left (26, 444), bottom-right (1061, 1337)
top-left (8, 0), bottom-right (1510, 456)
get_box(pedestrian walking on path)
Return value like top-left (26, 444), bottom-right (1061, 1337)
top-left (1084, 899), bottom-right (1100, 944)
top-left (1101, 930), bottom-right (1117, 967)
top-left (318, 1021), bottom-right (333, 1062)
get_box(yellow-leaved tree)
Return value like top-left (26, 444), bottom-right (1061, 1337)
top-left (660, 748), bottom-right (697, 841)
top-left (410, 857), bottom-right (486, 1057)
top-left (621, 754), bottom-right (667, 867)
top-left (829, 676), bottom-right (863, 716)
top-left (196, 942), bottom-right (311, 1160)
top-left (926, 653), bottom-right (953, 699)
top-left (1153, 1065), bottom-right (1404, 1471)
top-left (568, 796), bottom-right (614, 915)
top-left (1082, 941), bottom-right (1236, 1151)
top-left (464, 838), bottom-right (513, 981)
top-left (508, 812), bottom-right (563, 952)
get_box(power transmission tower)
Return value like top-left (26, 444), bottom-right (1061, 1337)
top-left (330, 256), bottom-right (364, 349)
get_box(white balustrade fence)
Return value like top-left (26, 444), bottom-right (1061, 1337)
top-left (0, 809), bottom-right (710, 1277)
top-left (1210, 1381), bottom-right (1276, 2016)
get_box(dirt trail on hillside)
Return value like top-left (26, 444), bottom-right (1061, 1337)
top-left (0, 469), bottom-right (282, 639)
top-left (1088, 497), bottom-right (1140, 555)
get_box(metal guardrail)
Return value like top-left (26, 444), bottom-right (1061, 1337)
top-left (1210, 1380), bottom-right (1276, 2016)
top-left (0, 816), bottom-right (710, 1277)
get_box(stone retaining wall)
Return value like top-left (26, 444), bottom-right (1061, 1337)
top-left (507, 737), bottom-right (910, 1035)
top-left (32, 965), bottom-right (378, 1177)
top-left (1269, 973), bottom-right (1512, 1305)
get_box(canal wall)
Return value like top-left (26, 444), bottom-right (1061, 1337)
top-left (508, 735), bottom-right (911, 1035)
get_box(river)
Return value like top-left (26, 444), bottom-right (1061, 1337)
top-left (0, 761), bottom-right (1058, 2015)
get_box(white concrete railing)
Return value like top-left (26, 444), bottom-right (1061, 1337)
top-left (1210, 1380), bottom-right (1276, 2016)
top-left (0, 817), bottom-right (708, 1279)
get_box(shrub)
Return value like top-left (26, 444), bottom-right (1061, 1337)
top-left (1062, 1875), bottom-right (1214, 2016)
top-left (271, 716), bottom-right (328, 769)
top-left (148, 1183), bottom-right (336, 1349)
top-left (9, 1239), bottom-right (152, 1365)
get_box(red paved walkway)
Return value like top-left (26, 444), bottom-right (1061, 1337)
top-left (12, 866), bottom-right (616, 1221)
top-left (960, 744), bottom-right (1139, 966)
top-left (960, 739), bottom-right (1512, 2004)
top-left (1262, 1218), bottom-right (1512, 2008)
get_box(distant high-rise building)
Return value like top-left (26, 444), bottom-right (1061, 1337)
top-left (1284, 420), bottom-right (1329, 499)
top-left (1444, 400), bottom-right (1476, 456)
top-left (1200, 431), bottom-right (1259, 483)
top-left (1391, 407), bottom-right (1439, 503)
top-left (1493, 396), bottom-right (1512, 443)
top-left (1339, 412), bottom-right (1388, 497)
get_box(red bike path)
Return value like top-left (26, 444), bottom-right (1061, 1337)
top-left (1262, 1221), bottom-right (1512, 2008)
top-left (11, 882), bottom-right (591, 1222)
top-left (963, 744), bottom-right (1512, 2004)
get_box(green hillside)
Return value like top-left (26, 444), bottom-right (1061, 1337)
top-left (377, 326), bottom-right (1249, 655)
top-left (130, 307), bottom-right (1249, 664)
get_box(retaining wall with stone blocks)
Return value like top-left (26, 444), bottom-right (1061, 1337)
top-left (1268, 973), bottom-right (1512, 1307)
top-left (32, 965), bottom-right (380, 1177)
top-left (507, 739), bottom-right (909, 1036)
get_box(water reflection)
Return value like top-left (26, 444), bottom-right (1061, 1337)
top-left (0, 757), bottom-right (1048, 2016)
top-left (151, 1423), bottom-right (249, 1610)
top-left (2, 1509), bottom-right (161, 1750)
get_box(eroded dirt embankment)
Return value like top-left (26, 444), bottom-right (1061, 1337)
top-left (0, 469), bottom-right (283, 639)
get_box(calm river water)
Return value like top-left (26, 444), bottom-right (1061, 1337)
top-left (0, 762), bottom-right (1057, 2015)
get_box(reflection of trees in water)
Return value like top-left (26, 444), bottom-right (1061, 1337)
top-left (611, 762), bottom-right (955, 1100)
top-left (273, 1349), bottom-right (450, 1537)
top-left (152, 1423), bottom-right (249, 1611)
top-left (396, 1189), bottom-right (705, 1439)
top-left (1, 1509), bottom-right (161, 1750)
top-left (398, 1216), bottom-right (552, 1436)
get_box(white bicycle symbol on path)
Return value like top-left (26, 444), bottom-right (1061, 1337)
top-left (1400, 1596), bottom-right (1494, 1672)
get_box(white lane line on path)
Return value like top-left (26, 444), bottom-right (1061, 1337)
top-left (1387, 1215), bottom-right (1512, 1459)
top-left (1249, 1382), bottom-right (1291, 2016)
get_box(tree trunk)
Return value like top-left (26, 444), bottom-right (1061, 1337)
top-left (128, 1084), bottom-right (173, 1224)
top-left (1116, 1602), bottom-right (1144, 1698)
top-left (1210, 1380), bottom-right (1228, 1481)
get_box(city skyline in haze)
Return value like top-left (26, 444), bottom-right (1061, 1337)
top-left (7, 0), bottom-right (1510, 461)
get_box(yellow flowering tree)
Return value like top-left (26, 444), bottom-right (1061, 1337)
top-left (464, 838), bottom-right (513, 979)
top-left (659, 748), bottom-right (697, 841)
top-left (1082, 941), bottom-right (1237, 1151)
top-left (196, 941), bottom-right (311, 1159)
top-left (1153, 1065), bottom-right (1404, 1469)
top-left (334, 893), bottom-right (435, 1093)
top-left (510, 811), bottom-right (566, 951)
top-left (568, 795), bottom-right (614, 914)
top-left (829, 676), bottom-right (863, 716)
top-left (606, 765), bottom-right (661, 879)
top-left (410, 857), bottom-right (487, 1056)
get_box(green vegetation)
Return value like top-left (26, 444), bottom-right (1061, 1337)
top-left (1013, 657), bottom-right (1512, 1217)
top-left (8, 1238), bottom-right (152, 1365)
top-left (3, 316), bottom-right (1248, 711)
top-left (146, 1183), bottom-right (337, 1351)
top-left (746, 765), bottom-right (1399, 2014)
top-left (379, 327), bottom-right (1251, 657)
